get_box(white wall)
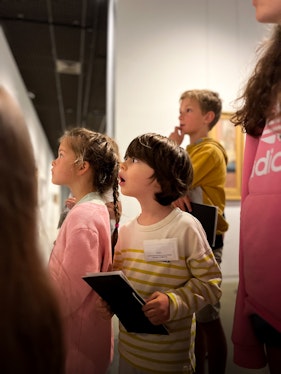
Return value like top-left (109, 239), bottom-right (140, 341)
top-left (114, 0), bottom-right (271, 278)
top-left (0, 1), bottom-right (272, 276)
top-left (0, 27), bottom-right (61, 264)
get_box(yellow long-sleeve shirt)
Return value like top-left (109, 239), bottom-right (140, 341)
top-left (187, 137), bottom-right (229, 235)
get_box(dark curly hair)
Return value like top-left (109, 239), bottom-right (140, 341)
top-left (231, 25), bottom-right (281, 137)
top-left (124, 133), bottom-right (193, 206)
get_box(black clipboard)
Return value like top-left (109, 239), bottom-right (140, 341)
top-left (82, 270), bottom-right (169, 335)
top-left (189, 202), bottom-right (218, 247)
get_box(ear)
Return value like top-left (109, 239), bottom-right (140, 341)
top-left (152, 178), bottom-right (162, 193)
top-left (204, 111), bottom-right (215, 125)
top-left (77, 161), bottom-right (90, 175)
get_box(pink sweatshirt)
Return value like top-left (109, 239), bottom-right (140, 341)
top-left (232, 119), bottom-right (281, 369)
top-left (48, 194), bottom-right (113, 374)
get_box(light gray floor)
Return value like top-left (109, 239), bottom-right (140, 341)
top-left (107, 279), bottom-right (270, 374)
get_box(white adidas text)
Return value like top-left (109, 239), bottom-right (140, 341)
top-left (251, 148), bottom-right (281, 177)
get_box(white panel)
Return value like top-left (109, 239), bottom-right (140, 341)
top-left (116, 0), bottom-right (209, 151)
top-left (0, 27), bottom-right (61, 264)
top-left (114, 0), bottom-right (270, 277)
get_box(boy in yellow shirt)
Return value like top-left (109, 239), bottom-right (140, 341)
top-left (170, 89), bottom-right (229, 374)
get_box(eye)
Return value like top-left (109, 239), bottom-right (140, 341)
top-left (123, 156), bottom-right (139, 164)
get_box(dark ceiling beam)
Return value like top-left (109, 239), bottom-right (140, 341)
top-left (76, 0), bottom-right (87, 126)
top-left (46, 0), bottom-right (66, 133)
top-left (0, 0), bottom-right (108, 156)
top-left (0, 16), bottom-right (89, 29)
top-left (82, 0), bottom-right (100, 125)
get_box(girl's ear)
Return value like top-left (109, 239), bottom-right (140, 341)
top-left (77, 161), bottom-right (90, 174)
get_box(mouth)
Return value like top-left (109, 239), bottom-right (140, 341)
top-left (119, 174), bottom-right (125, 185)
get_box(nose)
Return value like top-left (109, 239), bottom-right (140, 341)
top-left (120, 160), bottom-right (127, 170)
top-left (52, 159), bottom-right (56, 166)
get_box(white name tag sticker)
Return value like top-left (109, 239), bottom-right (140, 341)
top-left (143, 238), bottom-right (179, 262)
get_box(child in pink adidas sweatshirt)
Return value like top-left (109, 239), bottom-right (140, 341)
top-left (48, 128), bottom-right (121, 374)
top-left (231, 2), bottom-right (281, 372)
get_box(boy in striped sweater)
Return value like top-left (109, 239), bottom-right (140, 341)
top-left (99, 133), bottom-right (222, 373)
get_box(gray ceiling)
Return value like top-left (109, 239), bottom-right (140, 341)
top-left (0, 0), bottom-right (108, 156)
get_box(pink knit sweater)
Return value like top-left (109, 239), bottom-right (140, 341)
top-left (48, 197), bottom-right (113, 374)
top-left (232, 120), bottom-right (281, 369)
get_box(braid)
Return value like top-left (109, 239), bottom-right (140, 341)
top-left (111, 179), bottom-right (121, 258)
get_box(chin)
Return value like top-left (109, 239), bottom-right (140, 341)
top-left (255, 9), bottom-right (281, 23)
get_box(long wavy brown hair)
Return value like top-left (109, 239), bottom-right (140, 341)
top-left (231, 25), bottom-right (281, 137)
top-left (0, 86), bottom-right (65, 373)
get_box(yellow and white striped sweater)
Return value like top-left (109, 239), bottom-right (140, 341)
top-left (113, 208), bottom-right (222, 373)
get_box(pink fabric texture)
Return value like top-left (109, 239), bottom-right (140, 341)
top-left (48, 201), bottom-right (113, 374)
top-left (232, 124), bottom-right (281, 369)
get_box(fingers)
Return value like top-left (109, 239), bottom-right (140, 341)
top-left (96, 297), bottom-right (114, 320)
top-left (65, 197), bottom-right (76, 209)
top-left (142, 292), bottom-right (170, 325)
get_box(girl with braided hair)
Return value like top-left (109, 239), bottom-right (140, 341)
top-left (48, 127), bottom-right (121, 374)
